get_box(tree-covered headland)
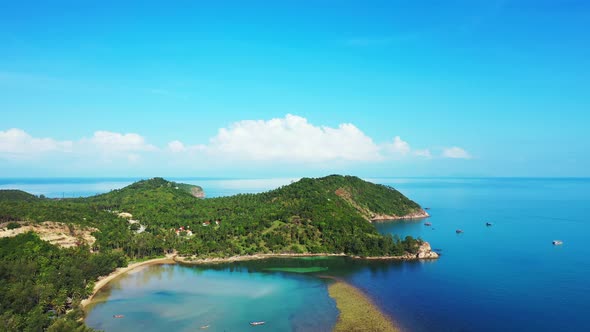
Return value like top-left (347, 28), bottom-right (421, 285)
top-left (0, 175), bottom-right (427, 331)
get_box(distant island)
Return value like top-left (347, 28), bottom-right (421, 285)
top-left (0, 175), bottom-right (436, 331)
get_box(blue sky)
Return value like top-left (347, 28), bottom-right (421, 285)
top-left (1, 1), bottom-right (589, 177)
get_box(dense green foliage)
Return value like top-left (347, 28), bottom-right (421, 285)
top-left (6, 222), bottom-right (21, 230)
top-left (0, 175), bottom-right (427, 329)
top-left (0, 189), bottom-right (39, 202)
top-left (1, 175), bottom-right (425, 258)
top-left (74, 175), bottom-right (425, 257)
top-left (0, 233), bottom-right (126, 332)
top-left (309, 175), bottom-right (422, 217)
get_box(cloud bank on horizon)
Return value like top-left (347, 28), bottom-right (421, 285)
top-left (0, 114), bottom-right (472, 175)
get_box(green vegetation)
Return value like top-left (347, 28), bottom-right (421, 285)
top-left (6, 222), bottom-right (21, 230)
top-left (328, 280), bottom-right (399, 332)
top-left (173, 182), bottom-right (205, 197)
top-left (1, 175), bottom-right (425, 258)
top-left (0, 189), bottom-right (40, 202)
top-left (0, 233), bottom-right (126, 332)
top-left (78, 175), bottom-right (424, 258)
top-left (0, 175), bottom-right (427, 330)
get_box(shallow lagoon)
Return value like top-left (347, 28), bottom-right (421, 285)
top-left (85, 263), bottom-right (339, 332)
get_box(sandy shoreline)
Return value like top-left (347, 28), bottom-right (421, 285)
top-left (80, 254), bottom-right (176, 308)
top-left (174, 252), bottom-right (348, 264)
top-left (81, 253), bottom-right (405, 331)
top-left (81, 251), bottom-right (436, 307)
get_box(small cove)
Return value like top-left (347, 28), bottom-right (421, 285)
top-left (85, 263), bottom-right (340, 332)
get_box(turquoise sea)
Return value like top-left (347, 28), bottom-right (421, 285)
top-left (2, 177), bottom-right (589, 331)
top-left (84, 263), bottom-right (338, 332)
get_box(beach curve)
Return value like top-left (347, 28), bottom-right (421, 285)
top-left (81, 254), bottom-right (176, 309)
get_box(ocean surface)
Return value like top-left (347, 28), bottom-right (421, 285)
top-left (2, 177), bottom-right (589, 331)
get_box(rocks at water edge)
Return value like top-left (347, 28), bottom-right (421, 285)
top-left (416, 242), bottom-right (439, 259)
top-left (371, 209), bottom-right (430, 221)
top-left (393, 242), bottom-right (439, 260)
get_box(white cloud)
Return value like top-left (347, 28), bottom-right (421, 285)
top-left (207, 114), bottom-right (381, 162)
top-left (0, 129), bottom-right (157, 165)
top-left (0, 115), bottom-right (473, 172)
top-left (382, 136), bottom-right (434, 160)
top-left (167, 140), bottom-right (205, 153)
top-left (414, 149), bottom-right (432, 158)
top-left (0, 128), bottom-right (72, 159)
top-left (383, 136), bottom-right (411, 156)
top-left (168, 140), bottom-right (186, 153)
top-left (85, 131), bottom-right (156, 152)
top-left (442, 146), bottom-right (472, 159)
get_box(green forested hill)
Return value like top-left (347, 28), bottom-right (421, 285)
top-left (262, 175), bottom-right (423, 219)
top-left (1, 175), bottom-right (426, 258)
top-left (0, 189), bottom-right (40, 202)
top-left (88, 177), bottom-right (204, 202)
top-left (0, 175), bottom-right (427, 331)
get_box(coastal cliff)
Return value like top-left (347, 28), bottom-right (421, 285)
top-left (189, 186), bottom-right (205, 198)
top-left (401, 242), bottom-right (439, 259)
top-left (362, 242), bottom-right (439, 260)
top-left (331, 177), bottom-right (429, 222)
top-left (370, 209), bottom-right (430, 221)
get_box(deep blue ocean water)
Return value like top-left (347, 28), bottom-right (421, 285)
top-left (2, 177), bottom-right (589, 331)
top-left (362, 178), bottom-right (590, 332)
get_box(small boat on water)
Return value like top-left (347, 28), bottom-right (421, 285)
top-left (486, 222), bottom-right (492, 226)
top-left (456, 229), bottom-right (464, 234)
top-left (425, 207), bottom-right (431, 210)
top-left (552, 240), bottom-right (563, 245)
top-left (424, 222), bottom-right (432, 226)
top-left (199, 325), bottom-right (210, 329)
top-left (113, 315), bottom-right (124, 319)
top-left (250, 321), bottom-right (266, 326)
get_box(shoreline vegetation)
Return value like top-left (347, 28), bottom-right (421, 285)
top-left (174, 242), bottom-right (438, 264)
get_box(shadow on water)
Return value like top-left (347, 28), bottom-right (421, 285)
top-left (191, 256), bottom-right (435, 280)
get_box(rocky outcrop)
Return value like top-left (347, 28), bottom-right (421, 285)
top-left (362, 241), bottom-right (439, 260)
top-left (117, 212), bottom-right (133, 219)
top-left (415, 242), bottom-right (439, 259)
top-left (0, 221), bottom-right (97, 248)
top-left (190, 186), bottom-right (205, 198)
top-left (370, 209), bottom-right (430, 222)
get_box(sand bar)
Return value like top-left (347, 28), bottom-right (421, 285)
top-left (326, 277), bottom-right (400, 332)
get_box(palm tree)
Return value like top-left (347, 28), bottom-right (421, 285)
top-left (52, 300), bottom-right (66, 316)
